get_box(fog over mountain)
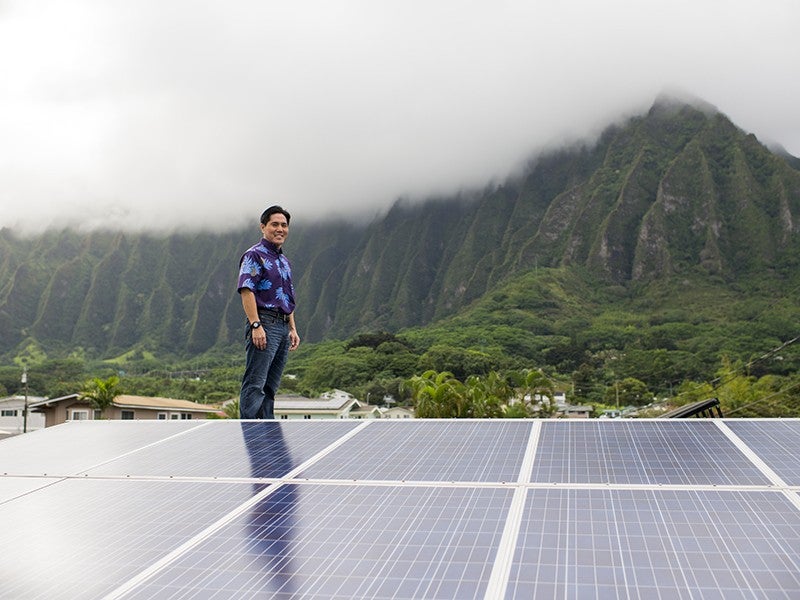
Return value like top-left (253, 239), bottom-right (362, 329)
top-left (0, 0), bottom-right (798, 233)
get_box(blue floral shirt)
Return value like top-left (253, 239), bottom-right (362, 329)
top-left (237, 239), bottom-right (296, 314)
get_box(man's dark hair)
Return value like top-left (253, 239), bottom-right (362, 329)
top-left (260, 205), bottom-right (291, 225)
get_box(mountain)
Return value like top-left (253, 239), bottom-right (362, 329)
top-left (1, 97), bottom-right (798, 360)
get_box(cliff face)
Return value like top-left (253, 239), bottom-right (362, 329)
top-left (1, 98), bottom-right (798, 356)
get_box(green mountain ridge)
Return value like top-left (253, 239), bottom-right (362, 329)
top-left (1, 97), bottom-right (798, 365)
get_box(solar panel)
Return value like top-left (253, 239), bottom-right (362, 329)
top-left (530, 420), bottom-right (770, 485)
top-left (86, 420), bottom-right (363, 479)
top-left (724, 420), bottom-right (800, 486)
top-left (505, 488), bottom-right (800, 599)
top-left (297, 420), bottom-right (532, 482)
top-left (117, 484), bottom-right (514, 599)
top-left (1, 418), bottom-right (799, 599)
top-left (0, 420), bottom-right (201, 476)
top-left (0, 478), bottom-right (266, 599)
top-left (0, 476), bottom-right (61, 502)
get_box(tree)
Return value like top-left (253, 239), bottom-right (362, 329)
top-left (80, 375), bottom-right (121, 419)
top-left (208, 398), bottom-right (239, 419)
top-left (417, 345), bottom-right (493, 380)
top-left (403, 370), bottom-right (468, 418)
top-left (604, 377), bottom-right (650, 407)
top-left (463, 372), bottom-right (507, 418)
top-left (508, 368), bottom-right (557, 417)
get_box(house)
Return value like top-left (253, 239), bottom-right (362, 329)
top-left (274, 389), bottom-right (381, 420)
top-left (560, 404), bottom-right (593, 419)
top-left (29, 394), bottom-right (221, 427)
top-left (380, 406), bottom-right (415, 419)
top-left (0, 395), bottom-right (46, 437)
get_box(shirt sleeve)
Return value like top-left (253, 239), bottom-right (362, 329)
top-left (237, 252), bottom-right (261, 293)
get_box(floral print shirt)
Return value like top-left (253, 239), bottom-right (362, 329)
top-left (237, 238), bottom-right (295, 314)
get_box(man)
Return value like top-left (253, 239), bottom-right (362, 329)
top-left (237, 205), bottom-right (300, 419)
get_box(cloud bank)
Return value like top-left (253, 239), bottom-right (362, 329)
top-left (0, 0), bottom-right (798, 233)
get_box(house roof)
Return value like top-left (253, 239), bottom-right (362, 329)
top-left (28, 393), bottom-right (218, 413)
top-left (275, 394), bottom-right (358, 412)
top-left (113, 395), bottom-right (219, 412)
top-left (28, 394), bottom-right (80, 409)
top-left (0, 395), bottom-right (46, 406)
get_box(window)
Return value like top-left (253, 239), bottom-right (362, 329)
top-left (70, 410), bottom-right (89, 421)
top-left (1, 409), bottom-right (17, 417)
top-left (180, 413), bottom-right (192, 420)
top-left (93, 410), bottom-right (102, 420)
top-left (303, 415), bottom-right (311, 420)
top-left (121, 410), bottom-right (135, 420)
top-left (280, 415), bottom-right (288, 420)
top-left (157, 413), bottom-right (167, 420)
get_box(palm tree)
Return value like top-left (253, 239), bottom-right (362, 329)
top-left (464, 372), bottom-right (507, 418)
top-left (509, 369), bottom-right (557, 417)
top-left (403, 370), bottom-right (467, 418)
top-left (80, 375), bottom-right (121, 419)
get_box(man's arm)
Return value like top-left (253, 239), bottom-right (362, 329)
top-left (240, 289), bottom-right (267, 350)
top-left (288, 312), bottom-right (300, 351)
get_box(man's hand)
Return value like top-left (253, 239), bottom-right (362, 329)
top-left (289, 329), bottom-right (300, 351)
top-left (251, 326), bottom-right (267, 350)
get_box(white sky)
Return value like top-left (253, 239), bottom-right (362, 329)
top-left (1, 0), bottom-right (798, 233)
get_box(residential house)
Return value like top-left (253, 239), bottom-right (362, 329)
top-left (29, 394), bottom-right (220, 427)
top-left (0, 395), bottom-right (46, 437)
top-left (380, 406), bottom-right (415, 419)
top-left (274, 389), bottom-right (380, 420)
top-left (560, 404), bottom-right (593, 418)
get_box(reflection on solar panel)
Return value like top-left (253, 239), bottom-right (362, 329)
top-left (123, 484), bottom-right (514, 599)
top-left (1, 418), bottom-right (799, 599)
top-left (86, 420), bottom-right (363, 479)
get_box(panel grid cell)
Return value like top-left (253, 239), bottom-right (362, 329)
top-left (121, 483), bottom-right (514, 600)
top-left (506, 488), bottom-right (800, 600)
top-left (531, 420), bottom-right (771, 485)
top-left (298, 420), bottom-right (532, 482)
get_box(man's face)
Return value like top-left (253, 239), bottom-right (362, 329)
top-left (261, 212), bottom-right (289, 247)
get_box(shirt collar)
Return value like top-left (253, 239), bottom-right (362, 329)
top-left (260, 238), bottom-right (283, 254)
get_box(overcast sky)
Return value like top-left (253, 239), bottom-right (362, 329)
top-left (1, 0), bottom-right (798, 233)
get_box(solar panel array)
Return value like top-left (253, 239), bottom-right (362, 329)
top-left (1, 418), bottom-right (799, 599)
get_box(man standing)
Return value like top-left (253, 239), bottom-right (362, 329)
top-left (237, 206), bottom-right (300, 419)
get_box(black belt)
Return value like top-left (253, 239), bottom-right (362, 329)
top-left (258, 308), bottom-right (290, 323)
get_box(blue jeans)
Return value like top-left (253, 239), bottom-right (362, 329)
top-left (239, 317), bottom-right (290, 419)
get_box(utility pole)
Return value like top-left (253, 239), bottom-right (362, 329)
top-left (21, 368), bottom-right (29, 433)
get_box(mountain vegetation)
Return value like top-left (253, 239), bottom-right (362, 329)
top-left (1, 96), bottom-right (799, 416)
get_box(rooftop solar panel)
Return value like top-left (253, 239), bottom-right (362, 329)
top-left (85, 420), bottom-right (363, 479)
top-left (1, 418), bottom-right (799, 599)
top-left (0, 478), bottom-right (265, 599)
top-left (297, 420), bottom-right (533, 482)
top-left (114, 483), bottom-right (514, 600)
top-left (505, 488), bottom-right (800, 599)
top-left (0, 420), bottom-right (202, 476)
top-left (724, 420), bottom-right (800, 486)
top-left (0, 475), bottom-right (61, 503)
top-left (530, 420), bottom-right (771, 485)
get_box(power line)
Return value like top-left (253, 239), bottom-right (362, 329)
top-left (725, 378), bottom-right (800, 416)
top-left (709, 334), bottom-right (799, 390)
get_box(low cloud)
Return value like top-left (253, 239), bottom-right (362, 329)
top-left (0, 0), bottom-right (798, 233)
